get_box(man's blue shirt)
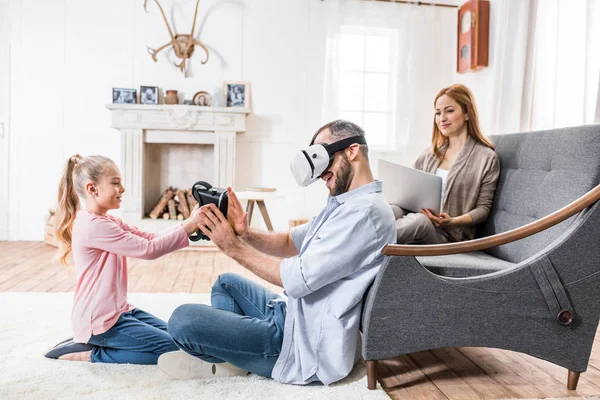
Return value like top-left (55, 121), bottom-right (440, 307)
top-left (272, 180), bottom-right (396, 385)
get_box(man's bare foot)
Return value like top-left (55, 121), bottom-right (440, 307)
top-left (59, 350), bottom-right (92, 362)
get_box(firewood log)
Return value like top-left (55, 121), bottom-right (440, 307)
top-left (187, 189), bottom-right (198, 211)
top-left (162, 212), bottom-right (170, 219)
top-left (176, 190), bottom-right (190, 218)
top-left (168, 199), bottom-right (177, 220)
top-left (177, 213), bottom-right (184, 220)
top-left (149, 189), bottom-right (174, 219)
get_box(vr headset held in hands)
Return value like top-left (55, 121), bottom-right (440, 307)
top-left (188, 181), bottom-right (228, 242)
top-left (289, 134), bottom-right (367, 187)
top-left (188, 133), bottom-right (366, 240)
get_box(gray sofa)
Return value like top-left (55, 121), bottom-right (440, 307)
top-left (362, 124), bottom-right (600, 390)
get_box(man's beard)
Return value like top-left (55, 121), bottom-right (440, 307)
top-left (332, 153), bottom-right (353, 196)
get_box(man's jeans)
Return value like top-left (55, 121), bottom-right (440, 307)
top-left (88, 309), bottom-right (179, 364)
top-left (168, 273), bottom-right (287, 378)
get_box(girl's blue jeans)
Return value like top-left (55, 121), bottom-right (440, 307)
top-left (87, 308), bottom-right (178, 364)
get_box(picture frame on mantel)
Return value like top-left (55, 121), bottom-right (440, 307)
top-left (223, 80), bottom-right (250, 108)
top-left (193, 91), bottom-right (211, 107)
top-left (113, 88), bottom-right (137, 104)
top-left (140, 86), bottom-right (159, 105)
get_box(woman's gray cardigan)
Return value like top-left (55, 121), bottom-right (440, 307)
top-left (413, 135), bottom-right (500, 242)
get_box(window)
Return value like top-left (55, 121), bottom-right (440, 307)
top-left (338, 26), bottom-right (397, 150)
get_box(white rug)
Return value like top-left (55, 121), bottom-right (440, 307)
top-left (0, 292), bottom-right (389, 400)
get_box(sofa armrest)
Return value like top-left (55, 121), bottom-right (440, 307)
top-left (383, 184), bottom-right (600, 257)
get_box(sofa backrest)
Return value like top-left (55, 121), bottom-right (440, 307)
top-left (477, 125), bottom-right (600, 263)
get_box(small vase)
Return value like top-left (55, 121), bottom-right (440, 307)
top-left (165, 90), bottom-right (179, 105)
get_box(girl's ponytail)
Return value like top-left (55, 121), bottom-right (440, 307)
top-left (56, 155), bottom-right (82, 266)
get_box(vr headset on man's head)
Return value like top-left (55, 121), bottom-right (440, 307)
top-left (290, 132), bottom-right (367, 187)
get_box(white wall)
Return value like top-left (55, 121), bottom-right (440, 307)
top-left (7, 0), bottom-right (459, 240)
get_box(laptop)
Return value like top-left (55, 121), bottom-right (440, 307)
top-left (377, 159), bottom-right (443, 215)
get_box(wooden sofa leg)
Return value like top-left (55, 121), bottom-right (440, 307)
top-left (568, 370), bottom-right (580, 390)
top-left (367, 360), bottom-right (377, 390)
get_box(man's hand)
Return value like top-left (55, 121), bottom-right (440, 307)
top-left (199, 203), bottom-right (283, 287)
top-left (420, 208), bottom-right (455, 228)
top-left (226, 187), bottom-right (249, 237)
top-left (199, 203), bottom-right (241, 253)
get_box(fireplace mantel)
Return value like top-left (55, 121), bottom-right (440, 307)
top-left (107, 104), bottom-right (250, 132)
top-left (106, 104), bottom-right (250, 236)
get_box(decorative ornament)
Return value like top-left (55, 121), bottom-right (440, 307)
top-left (144, 0), bottom-right (209, 76)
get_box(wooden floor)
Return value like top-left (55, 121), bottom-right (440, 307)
top-left (2, 241), bottom-right (600, 399)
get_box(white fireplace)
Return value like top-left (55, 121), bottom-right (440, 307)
top-left (106, 104), bottom-right (250, 235)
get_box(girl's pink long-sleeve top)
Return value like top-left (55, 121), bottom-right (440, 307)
top-left (70, 210), bottom-right (189, 343)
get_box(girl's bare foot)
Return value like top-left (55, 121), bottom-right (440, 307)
top-left (59, 350), bottom-right (92, 362)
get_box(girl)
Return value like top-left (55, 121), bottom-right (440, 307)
top-left (393, 84), bottom-right (500, 244)
top-left (45, 154), bottom-right (202, 364)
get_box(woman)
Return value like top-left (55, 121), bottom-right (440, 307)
top-left (393, 84), bottom-right (500, 244)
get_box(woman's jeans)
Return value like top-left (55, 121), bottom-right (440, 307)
top-left (87, 309), bottom-right (179, 364)
top-left (167, 273), bottom-right (287, 378)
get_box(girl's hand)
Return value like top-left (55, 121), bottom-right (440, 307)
top-left (420, 209), bottom-right (455, 228)
top-left (183, 205), bottom-right (203, 236)
top-left (226, 188), bottom-right (249, 237)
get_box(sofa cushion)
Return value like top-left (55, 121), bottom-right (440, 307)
top-left (477, 125), bottom-right (600, 263)
top-left (417, 251), bottom-right (516, 277)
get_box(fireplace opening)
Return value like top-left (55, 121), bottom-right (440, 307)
top-left (143, 143), bottom-right (215, 219)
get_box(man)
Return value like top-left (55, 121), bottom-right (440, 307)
top-left (158, 120), bottom-right (396, 385)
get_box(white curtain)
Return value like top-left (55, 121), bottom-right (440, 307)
top-left (491, 0), bottom-right (537, 134)
top-left (445, 0), bottom-right (599, 135)
top-left (596, 74), bottom-right (600, 123)
top-left (527, 0), bottom-right (600, 130)
top-left (321, 0), bottom-right (343, 127)
top-left (322, 0), bottom-right (456, 167)
top-left (454, 0), bottom-right (537, 136)
top-left (321, 0), bottom-right (600, 153)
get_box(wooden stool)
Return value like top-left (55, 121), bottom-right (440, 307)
top-left (235, 191), bottom-right (284, 231)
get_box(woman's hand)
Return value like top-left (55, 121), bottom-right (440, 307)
top-left (420, 209), bottom-right (455, 228)
top-left (226, 187), bottom-right (249, 237)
